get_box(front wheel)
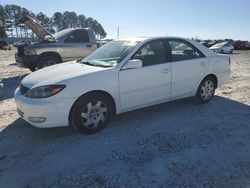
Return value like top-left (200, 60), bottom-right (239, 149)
top-left (70, 94), bottom-right (113, 134)
top-left (28, 65), bottom-right (36, 72)
top-left (38, 56), bottom-right (59, 69)
top-left (196, 78), bottom-right (215, 104)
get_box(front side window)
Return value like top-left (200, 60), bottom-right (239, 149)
top-left (169, 40), bottom-right (204, 61)
top-left (132, 40), bottom-right (166, 67)
top-left (64, 30), bottom-right (89, 43)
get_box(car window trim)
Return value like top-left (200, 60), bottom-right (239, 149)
top-left (130, 39), bottom-right (170, 67)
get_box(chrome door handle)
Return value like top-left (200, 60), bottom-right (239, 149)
top-left (200, 62), bottom-right (206, 67)
top-left (161, 69), bottom-right (169, 73)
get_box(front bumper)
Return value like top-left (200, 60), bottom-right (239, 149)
top-left (14, 87), bottom-right (75, 128)
top-left (15, 53), bottom-right (38, 68)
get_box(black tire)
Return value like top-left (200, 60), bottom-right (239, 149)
top-left (196, 77), bottom-right (216, 104)
top-left (37, 56), bottom-right (59, 69)
top-left (230, 49), bottom-right (233, 54)
top-left (220, 49), bottom-right (224, 54)
top-left (28, 65), bottom-right (36, 72)
top-left (70, 94), bottom-right (113, 134)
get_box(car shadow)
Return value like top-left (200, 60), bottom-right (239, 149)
top-left (8, 63), bottom-right (18, 66)
top-left (113, 95), bottom-right (250, 130)
top-left (0, 96), bottom-right (250, 187)
top-left (231, 52), bottom-right (240, 55)
top-left (1, 95), bottom-right (250, 143)
top-left (0, 75), bottom-right (27, 101)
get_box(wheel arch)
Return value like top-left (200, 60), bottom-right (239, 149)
top-left (68, 90), bottom-right (117, 125)
top-left (38, 51), bottom-right (62, 63)
top-left (199, 74), bottom-right (218, 89)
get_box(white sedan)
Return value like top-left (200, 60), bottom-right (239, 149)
top-left (209, 42), bottom-right (234, 54)
top-left (15, 37), bottom-right (231, 134)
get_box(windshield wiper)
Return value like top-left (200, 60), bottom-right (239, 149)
top-left (97, 64), bottom-right (114, 68)
top-left (81, 61), bottom-right (97, 66)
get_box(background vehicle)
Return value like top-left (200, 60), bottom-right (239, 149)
top-left (200, 41), bottom-right (210, 48)
top-left (14, 16), bottom-right (98, 71)
top-left (209, 42), bottom-right (234, 54)
top-left (0, 40), bottom-right (11, 50)
top-left (207, 41), bottom-right (218, 48)
top-left (15, 37), bottom-right (231, 134)
top-left (234, 41), bottom-right (250, 50)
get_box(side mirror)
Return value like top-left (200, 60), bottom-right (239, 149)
top-left (122, 59), bottom-right (142, 70)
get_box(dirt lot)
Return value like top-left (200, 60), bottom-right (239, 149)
top-left (0, 49), bottom-right (250, 188)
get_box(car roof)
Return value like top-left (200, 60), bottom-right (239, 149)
top-left (117, 36), bottom-right (193, 44)
top-left (117, 36), bottom-right (217, 57)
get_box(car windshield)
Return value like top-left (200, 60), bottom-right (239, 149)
top-left (81, 40), bottom-right (139, 67)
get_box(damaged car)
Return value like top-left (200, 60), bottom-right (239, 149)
top-left (14, 16), bottom-right (98, 71)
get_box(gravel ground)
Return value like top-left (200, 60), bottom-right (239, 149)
top-left (0, 49), bottom-right (250, 188)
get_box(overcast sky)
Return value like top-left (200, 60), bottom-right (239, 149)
top-left (1, 0), bottom-right (250, 40)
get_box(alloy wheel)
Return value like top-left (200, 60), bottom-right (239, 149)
top-left (80, 100), bottom-right (108, 129)
top-left (200, 80), bottom-right (214, 101)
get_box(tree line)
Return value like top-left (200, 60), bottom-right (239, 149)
top-left (0, 4), bottom-right (107, 39)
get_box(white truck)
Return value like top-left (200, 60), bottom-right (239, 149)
top-left (15, 16), bottom-right (98, 71)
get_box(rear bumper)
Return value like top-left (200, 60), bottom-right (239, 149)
top-left (217, 70), bottom-right (231, 86)
top-left (15, 53), bottom-right (38, 68)
top-left (2, 45), bottom-right (11, 50)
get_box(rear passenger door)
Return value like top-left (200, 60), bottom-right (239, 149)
top-left (62, 30), bottom-right (96, 61)
top-left (168, 39), bottom-right (208, 99)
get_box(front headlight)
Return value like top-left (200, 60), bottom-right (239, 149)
top-left (25, 85), bottom-right (66, 98)
top-left (25, 49), bottom-right (36, 55)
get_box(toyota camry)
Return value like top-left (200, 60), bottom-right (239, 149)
top-left (15, 37), bottom-right (231, 134)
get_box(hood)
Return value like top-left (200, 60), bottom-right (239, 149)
top-left (18, 16), bottom-right (55, 41)
top-left (21, 61), bottom-right (107, 88)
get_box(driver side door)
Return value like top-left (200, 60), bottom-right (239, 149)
top-left (119, 39), bottom-right (172, 111)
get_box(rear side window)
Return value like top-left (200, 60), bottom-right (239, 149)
top-left (168, 39), bottom-right (204, 62)
top-left (65, 30), bottom-right (89, 43)
top-left (132, 40), bottom-right (166, 67)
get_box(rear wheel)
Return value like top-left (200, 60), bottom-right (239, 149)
top-left (70, 94), bottom-right (113, 134)
top-left (220, 49), bottom-right (224, 54)
top-left (38, 56), bottom-right (59, 69)
top-left (196, 77), bottom-right (215, 104)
